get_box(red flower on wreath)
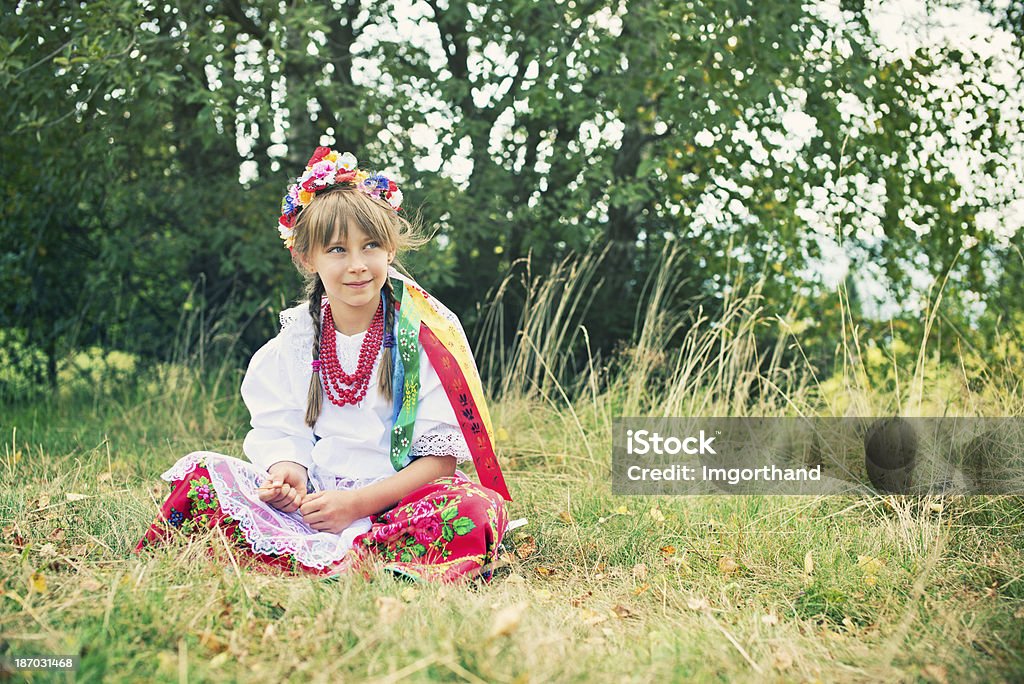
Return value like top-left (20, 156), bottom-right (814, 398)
top-left (307, 146), bottom-right (331, 167)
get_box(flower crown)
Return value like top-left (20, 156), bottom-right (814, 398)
top-left (277, 147), bottom-right (404, 249)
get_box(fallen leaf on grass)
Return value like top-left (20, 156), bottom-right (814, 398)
top-left (772, 648), bottom-right (794, 670)
top-left (400, 587), bottom-right (418, 602)
top-left (65, 493), bottom-right (89, 502)
top-left (30, 572), bottom-right (47, 593)
top-left (686, 596), bottom-right (709, 612)
top-left (611, 604), bottom-right (634, 619)
top-left (648, 507), bottom-right (665, 523)
top-left (98, 472), bottom-right (113, 484)
top-left (631, 563), bottom-right (648, 580)
top-left (804, 551), bottom-right (814, 576)
top-left (633, 583), bottom-right (651, 596)
top-left (209, 653), bottom-right (230, 668)
top-left (489, 603), bottom-right (526, 638)
top-left (80, 578), bottom-right (103, 592)
top-left (3, 525), bottom-right (25, 548)
top-left (659, 545), bottom-right (676, 557)
top-left (515, 536), bottom-right (537, 559)
top-left (864, 575), bottom-right (878, 587)
top-left (857, 555), bottom-right (885, 574)
top-left (922, 663), bottom-right (949, 683)
top-left (580, 608), bottom-right (609, 626)
top-left (198, 630), bottom-right (228, 653)
top-left (376, 596), bottom-right (405, 626)
top-left (570, 591), bottom-right (593, 607)
top-left (664, 555), bottom-right (692, 573)
top-left (557, 511), bottom-right (574, 524)
top-left (535, 566), bottom-right (556, 578)
top-left (717, 556), bottom-right (739, 575)
top-left (761, 613), bottom-right (779, 626)
top-left (156, 651), bottom-right (176, 673)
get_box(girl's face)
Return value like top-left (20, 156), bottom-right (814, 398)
top-left (301, 220), bottom-right (395, 332)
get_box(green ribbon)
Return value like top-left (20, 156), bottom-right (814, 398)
top-left (389, 279), bottom-right (422, 471)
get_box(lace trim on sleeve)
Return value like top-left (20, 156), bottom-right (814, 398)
top-left (410, 424), bottom-right (472, 464)
top-left (276, 303), bottom-right (316, 370)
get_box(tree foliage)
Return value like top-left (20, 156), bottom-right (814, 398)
top-left (1, 0), bottom-right (1021, 389)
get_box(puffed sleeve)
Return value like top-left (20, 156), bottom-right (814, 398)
top-left (240, 335), bottom-right (316, 471)
top-left (409, 345), bottom-right (472, 464)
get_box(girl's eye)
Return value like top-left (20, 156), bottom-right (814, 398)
top-left (365, 242), bottom-right (379, 250)
top-left (328, 246), bottom-right (346, 254)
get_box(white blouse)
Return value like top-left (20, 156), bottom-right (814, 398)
top-left (240, 303), bottom-right (471, 490)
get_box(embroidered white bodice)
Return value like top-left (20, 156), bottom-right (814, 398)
top-left (240, 302), bottom-right (471, 490)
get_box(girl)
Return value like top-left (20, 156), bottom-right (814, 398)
top-left (136, 148), bottom-right (511, 583)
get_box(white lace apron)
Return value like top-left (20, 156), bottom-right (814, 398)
top-left (161, 451), bottom-right (378, 570)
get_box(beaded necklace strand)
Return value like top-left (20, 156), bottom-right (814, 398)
top-left (318, 299), bottom-right (384, 407)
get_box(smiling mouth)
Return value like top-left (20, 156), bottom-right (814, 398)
top-left (346, 280), bottom-right (372, 288)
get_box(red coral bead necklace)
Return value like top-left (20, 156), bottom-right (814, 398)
top-left (319, 299), bottom-right (384, 407)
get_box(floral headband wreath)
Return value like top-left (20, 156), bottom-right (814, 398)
top-left (277, 147), bottom-right (404, 250)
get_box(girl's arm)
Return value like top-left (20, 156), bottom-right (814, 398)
top-left (299, 455), bottom-right (455, 533)
top-left (356, 454), bottom-right (456, 516)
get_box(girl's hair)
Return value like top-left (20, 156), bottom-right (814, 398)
top-left (289, 185), bottom-right (427, 428)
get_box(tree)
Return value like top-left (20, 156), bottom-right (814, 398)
top-left (2, 0), bottom-right (1021, 391)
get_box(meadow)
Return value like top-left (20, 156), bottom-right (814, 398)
top-left (2, 258), bottom-right (1023, 682)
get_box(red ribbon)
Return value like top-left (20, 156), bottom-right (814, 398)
top-left (419, 324), bottom-right (511, 501)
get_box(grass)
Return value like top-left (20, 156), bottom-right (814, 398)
top-left (2, 251), bottom-right (1024, 682)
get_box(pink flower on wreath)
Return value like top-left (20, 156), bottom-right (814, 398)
top-left (413, 517), bottom-right (443, 546)
top-left (195, 484), bottom-right (213, 503)
top-left (300, 160), bottom-right (337, 191)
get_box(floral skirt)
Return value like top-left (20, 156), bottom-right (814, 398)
top-left (135, 452), bottom-right (508, 583)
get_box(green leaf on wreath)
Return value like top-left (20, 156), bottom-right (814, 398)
top-left (409, 543), bottom-right (427, 557)
top-left (441, 505), bottom-right (459, 522)
top-left (442, 524), bottom-right (455, 542)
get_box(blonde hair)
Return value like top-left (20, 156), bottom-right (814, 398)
top-left (289, 186), bottom-right (427, 427)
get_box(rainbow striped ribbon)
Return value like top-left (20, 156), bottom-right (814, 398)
top-left (387, 273), bottom-right (511, 501)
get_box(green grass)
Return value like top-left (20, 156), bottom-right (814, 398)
top-left (2, 368), bottom-right (1023, 682)
top-left (3, 256), bottom-right (1024, 682)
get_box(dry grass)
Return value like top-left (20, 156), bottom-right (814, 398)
top-left (2, 249), bottom-right (1023, 682)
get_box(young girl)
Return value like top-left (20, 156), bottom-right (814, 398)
top-left (136, 147), bottom-right (511, 582)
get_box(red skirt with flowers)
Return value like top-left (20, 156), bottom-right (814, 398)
top-left (135, 453), bottom-right (508, 583)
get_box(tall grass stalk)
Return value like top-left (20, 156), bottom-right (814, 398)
top-left (2, 247), bottom-right (1023, 681)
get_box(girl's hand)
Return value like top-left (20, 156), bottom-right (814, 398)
top-left (258, 461), bottom-right (308, 513)
top-left (299, 490), bottom-right (366, 534)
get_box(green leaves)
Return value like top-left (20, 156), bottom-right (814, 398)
top-left (452, 516), bottom-right (477, 536)
top-left (1, 0), bottom-right (1021, 391)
